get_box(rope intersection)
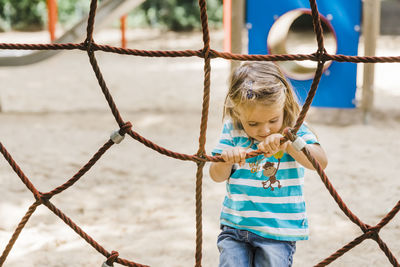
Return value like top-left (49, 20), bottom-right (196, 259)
top-left (1, 0), bottom-right (400, 266)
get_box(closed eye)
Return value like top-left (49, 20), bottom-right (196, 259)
top-left (269, 117), bottom-right (279, 123)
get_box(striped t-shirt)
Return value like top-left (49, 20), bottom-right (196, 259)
top-left (212, 120), bottom-right (318, 241)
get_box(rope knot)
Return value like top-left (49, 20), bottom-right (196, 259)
top-left (201, 47), bottom-right (210, 59)
top-left (102, 250), bottom-right (119, 267)
top-left (314, 48), bottom-right (327, 63)
top-left (118, 121), bottom-right (132, 135)
top-left (35, 191), bottom-right (51, 204)
top-left (369, 230), bottom-right (380, 241)
top-left (365, 225), bottom-right (381, 237)
top-left (38, 192), bottom-right (52, 202)
top-left (283, 127), bottom-right (295, 142)
top-left (84, 37), bottom-right (94, 52)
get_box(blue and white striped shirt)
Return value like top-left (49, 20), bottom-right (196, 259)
top-left (212, 120), bottom-right (318, 241)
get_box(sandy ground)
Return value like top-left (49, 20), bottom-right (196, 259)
top-left (1, 28), bottom-right (400, 267)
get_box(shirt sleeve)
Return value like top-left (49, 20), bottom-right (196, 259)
top-left (212, 121), bottom-right (235, 156)
top-left (296, 123), bottom-right (319, 145)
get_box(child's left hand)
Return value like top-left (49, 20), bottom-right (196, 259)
top-left (258, 133), bottom-right (289, 158)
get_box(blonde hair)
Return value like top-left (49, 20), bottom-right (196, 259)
top-left (223, 61), bottom-right (300, 132)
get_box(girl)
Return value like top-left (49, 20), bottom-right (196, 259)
top-left (209, 61), bottom-right (328, 267)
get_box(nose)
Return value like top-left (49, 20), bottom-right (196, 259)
top-left (258, 124), bottom-right (270, 136)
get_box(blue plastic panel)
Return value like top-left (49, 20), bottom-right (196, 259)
top-left (247, 0), bottom-right (361, 108)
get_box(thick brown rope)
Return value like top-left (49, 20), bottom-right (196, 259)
top-left (106, 251), bottom-right (119, 266)
top-left (43, 199), bottom-right (148, 267)
top-left (86, 0), bottom-right (97, 44)
top-left (314, 231), bottom-right (374, 267)
top-left (309, 0), bottom-right (325, 52)
top-left (195, 162), bottom-right (205, 267)
top-left (42, 140), bottom-right (114, 199)
top-left (197, 0), bottom-right (211, 156)
top-left (293, 60), bottom-right (325, 134)
top-left (374, 235), bottom-right (400, 267)
top-left (285, 129), bottom-right (368, 230)
top-left (86, 50), bottom-right (125, 127)
top-left (0, 142), bottom-right (42, 201)
top-left (375, 200), bottom-right (400, 230)
top-left (4, 42), bottom-right (400, 63)
top-left (1, 0), bottom-right (400, 266)
top-left (375, 235), bottom-right (400, 267)
top-left (194, 0), bottom-right (212, 265)
top-left (0, 42), bottom-right (84, 50)
top-left (0, 201), bottom-right (40, 266)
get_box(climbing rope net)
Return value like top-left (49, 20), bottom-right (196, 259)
top-left (1, 0), bottom-right (400, 266)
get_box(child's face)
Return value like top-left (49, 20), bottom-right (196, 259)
top-left (237, 102), bottom-right (284, 142)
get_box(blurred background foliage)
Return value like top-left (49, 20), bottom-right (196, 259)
top-left (133, 0), bottom-right (222, 31)
top-left (0, 0), bottom-right (222, 32)
top-left (0, 0), bottom-right (47, 31)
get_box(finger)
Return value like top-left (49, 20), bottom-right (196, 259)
top-left (221, 151), bottom-right (229, 162)
top-left (233, 149), bottom-right (242, 163)
top-left (240, 150), bottom-right (247, 166)
top-left (224, 150), bottom-right (234, 163)
top-left (279, 136), bottom-right (286, 145)
top-left (269, 142), bottom-right (278, 152)
top-left (273, 137), bottom-right (282, 150)
top-left (275, 137), bottom-right (281, 147)
top-left (258, 142), bottom-right (267, 153)
top-left (241, 149), bottom-right (247, 160)
top-left (280, 140), bottom-right (289, 151)
top-left (264, 143), bottom-right (273, 154)
top-left (227, 150), bottom-right (235, 163)
top-left (257, 142), bottom-right (264, 151)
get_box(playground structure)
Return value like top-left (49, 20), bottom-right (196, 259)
top-left (0, 0), bottom-right (143, 66)
top-left (224, 0), bottom-right (380, 119)
top-left (1, 0), bottom-right (400, 266)
top-left (46, 0), bottom-right (128, 47)
top-left (247, 0), bottom-right (361, 108)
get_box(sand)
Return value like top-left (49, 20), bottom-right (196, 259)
top-left (1, 28), bottom-right (400, 267)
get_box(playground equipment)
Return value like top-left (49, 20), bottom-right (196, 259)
top-left (46, 0), bottom-right (58, 42)
top-left (47, 0), bottom-right (128, 48)
top-left (224, 0), bottom-right (380, 118)
top-left (247, 0), bottom-right (361, 108)
top-left (0, 0), bottom-right (143, 66)
top-left (1, 0), bottom-right (400, 266)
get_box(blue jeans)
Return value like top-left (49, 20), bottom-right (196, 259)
top-left (217, 225), bottom-right (296, 267)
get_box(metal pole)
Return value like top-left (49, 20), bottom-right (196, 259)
top-left (361, 0), bottom-right (381, 124)
top-left (120, 15), bottom-right (127, 49)
top-left (229, 0), bottom-right (245, 73)
top-left (223, 0), bottom-right (231, 53)
top-left (46, 0), bottom-right (58, 42)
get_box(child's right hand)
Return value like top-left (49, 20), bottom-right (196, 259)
top-left (221, 147), bottom-right (247, 167)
